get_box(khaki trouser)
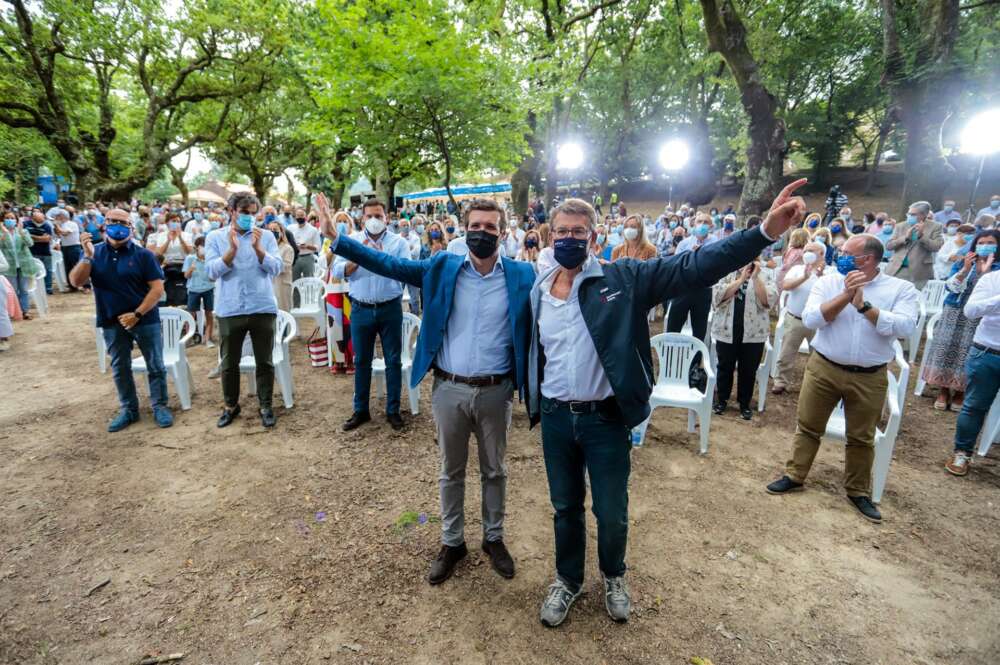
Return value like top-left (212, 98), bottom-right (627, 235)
top-left (786, 353), bottom-right (887, 497)
top-left (774, 314), bottom-right (816, 388)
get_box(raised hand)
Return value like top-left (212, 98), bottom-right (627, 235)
top-left (314, 193), bottom-right (335, 239)
top-left (963, 252), bottom-right (976, 273)
top-left (228, 226), bottom-right (240, 251)
top-left (251, 226), bottom-right (263, 249)
top-left (843, 269), bottom-right (869, 297)
top-left (81, 232), bottom-right (95, 258)
top-left (761, 178), bottom-right (808, 239)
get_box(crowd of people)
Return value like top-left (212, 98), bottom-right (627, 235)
top-left (4, 183), bottom-right (1000, 627)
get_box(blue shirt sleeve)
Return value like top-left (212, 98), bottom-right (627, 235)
top-left (139, 248), bottom-right (165, 281)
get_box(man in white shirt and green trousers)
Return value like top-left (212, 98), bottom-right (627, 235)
top-left (766, 234), bottom-right (919, 523)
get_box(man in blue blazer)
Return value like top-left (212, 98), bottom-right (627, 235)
top-left (315, 194), bottom-right (535, 585)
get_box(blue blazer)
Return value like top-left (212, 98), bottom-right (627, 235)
top-left (331, 234), bottom-right (536, 391)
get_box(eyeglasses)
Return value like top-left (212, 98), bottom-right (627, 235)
top-left (552, 227), bottom-right (591, 240)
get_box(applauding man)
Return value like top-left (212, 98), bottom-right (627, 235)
top-left (205, 192), bottom-right (284, 429)
top-left (316, 194), bottom-right (535, 586)
top-left (528, 181), bottom-right (808, 628)
top-left (70, 208), bottom-right (173, 432)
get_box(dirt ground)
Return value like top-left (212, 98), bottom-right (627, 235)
top-left (2, 288), bottom-right (1000, 665)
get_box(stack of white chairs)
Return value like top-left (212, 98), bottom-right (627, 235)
top-left (290, 277), bottom-right (326, 338)
top-left (29, 258), bottom-right (49, 317)
top-left (821, 340), bottom-right (909, 503)
top-left (94, 315), bottom-right (109, 373)
top-left (50, 250), bottom-right (69, 292)
top-left (631, 333), bottom-right (716, 453)
top-left (373, 312), bottom-right (423, 415)
top-left (905, 280), bottom-right (946, 362)
top-left (241, 310), bottom-right (297, 408)
top-left (130, 307), bottom-right (196, 410)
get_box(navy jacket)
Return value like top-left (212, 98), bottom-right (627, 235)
top-left (330, 234), bottom-right (536, 390)
top-left (528, 227), bottom-right (773, 428)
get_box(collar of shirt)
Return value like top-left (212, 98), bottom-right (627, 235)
top-left (462, 254), bottom-right (505, 278)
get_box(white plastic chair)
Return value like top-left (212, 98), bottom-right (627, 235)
top-left (373, 312), bottom-right (422, 415)
top-left (290, 277), bottom-right (326, 338)
top-left (51, 250), bottom-right (68, 292)
top-left (631, 333), bottom-right (716, 454)
top-left (662, 302), bottom-right (714, 366)
top-left (977, 391), bottom-right (1000, 458)
top-left (131, 307), bottom-right (196, 410)
top-left (241, 310), bottom-right (297, 409)
top-left (29, 258), bottom-right (49, 317)
top-left (756, 337), bottom-right (775, 412)
top-left (913, 311), bottom-right (943, 397)
top-left (822, 340), bottom-right (909, 503)
top-left (904, 298), bottom-right (928, 362)
top-left (921, 279), bottom-right (947, 318)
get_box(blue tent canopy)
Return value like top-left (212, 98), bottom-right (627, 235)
top-left (402, 182), bottom-right (511, 200)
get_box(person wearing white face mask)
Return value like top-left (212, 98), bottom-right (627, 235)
top-left (975, 195), bottom-right (1000, 220)
top-left (610, 215), bottom-right (657, 261)
top-left (772, 242), bottom-right (825, 394)
top-left (935, 221), bottom-right (972, 280)
top-left (331, 198), bottom-right (412, 432)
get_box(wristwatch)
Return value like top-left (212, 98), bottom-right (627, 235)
top-left (133, 310), bottom-right (143, 320)
top-left (857, 301), bottom-right (873, 314)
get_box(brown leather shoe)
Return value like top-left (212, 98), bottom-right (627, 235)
top-left (945, 452), bottom-right (971, 476)
top-left (428, 543), bottom-right (467, 585)
top-left (482, 539), bottom-right (515, 579)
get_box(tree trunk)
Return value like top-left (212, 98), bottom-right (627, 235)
top-left (285, 172), bottom-right (295, 209)
top-left (331, 180), bottom-right (347, 210)
top-left (251, 173), bottom-right (268, 201)
top-left (330, 145), bottom-right (354, 209)
top-left (699, 0), bottom-right (785, 216)
top-left (865, 107), bottom-right (896, 195)
top-left (510, 113), bottom-right (541, 217)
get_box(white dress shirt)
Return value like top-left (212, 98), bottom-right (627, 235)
top-left (290, 221), bottom-right (321, 255)
top-left (964, 269), bottom-right (1000, 350)
top-left (538, 259), bottom-right (614, 401)
top-left (675, 234), bottom-right (718, 255)
top-left (331, 230), bottom-right (410, 303)
top-left (782, 265), bottom-right (818, 317)
top-left (802, 271), bottom-right (919, 367)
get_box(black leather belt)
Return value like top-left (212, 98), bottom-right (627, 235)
top-left (788, 312), bottom-right (802, 320)
top-left (542, 396), bottom-right (618, 415)
top-left (434, 368), bottom-right (510, 387)
top-left (816, 351), bottom-right (885, 374)
top-left (973, 343), bottom-right (1000, 356)
top-left (349, 296), bottom-right (401, 309)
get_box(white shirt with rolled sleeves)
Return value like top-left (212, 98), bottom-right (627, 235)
top-left (290, 222), bottom-right (321, 255)
top-left (331, 230), bottom-right (410, 304)
top-left (802, 270), bottom-right (920, 367)
top-left (782, 265), bottom-right (818, 318)
top-left (537, 260), bottom-right (614, 402)
top-left (964, 269), bottom-right (1000, 350)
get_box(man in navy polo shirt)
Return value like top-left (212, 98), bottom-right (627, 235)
top-left (70, 208), bottom-right (174, 432)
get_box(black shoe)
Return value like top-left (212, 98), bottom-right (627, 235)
top-left (428, 543), bottom-right (468, 585)
top-left (387, 412), bottom-right (405, 430)
top-left (482, 539), bottom-right (515, 579)
top-left (217, 405), bottom-right (241, 428)
top-left (260, 408), bottom-right (276, 428)
top-left (713, 400), bottom-right (727, 415)
top-left (848, 495), bottom-right (882, 523)
top-left (766, 475), bottom-right (804, 495)
top-left (342, 411), bottom-right (371, 432)
top-left (740, 406), bottom-right (753, 421)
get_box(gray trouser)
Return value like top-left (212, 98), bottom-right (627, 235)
top-left (431, 376), bottom-right (513, 546)
top-left (774, 314), bottom-right (816, 387)
top-left (292, 254), bottom-right (316, 306)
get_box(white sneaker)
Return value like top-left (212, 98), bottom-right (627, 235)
top-left (0, 338), bottom-right (9, 351)
top-left (206, 340), bottom-right (216, 348)
top-left (208, 365), bottom-right (221, 379)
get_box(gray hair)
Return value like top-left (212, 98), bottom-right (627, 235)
top-left (551, 198), bottom-right (599, 229)
top-left (976, 214), bottom-right (996, 229)
top-left (909, 201), bottom-right (931, 216)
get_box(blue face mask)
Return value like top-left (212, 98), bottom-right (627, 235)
top-left (882, 226), bottom-right (894, 235)
top-left (964, 233), bottom-right (976, 244)
top-left (991, 200), bottom-right (1000, 209)
top-left (336, 221), bottom-right (348, 235)
top-left (596, 233), bottom-right (606, 245)
top-left (552, 237), bottom-right (589, 269)
top-left (724, 222), bottom-right (734, 231)
top-left (415, 224), bottom-right (425, 235)
top-left (906, 214), bottom-right (918, 226)
top-left (976, 244), bottom-right (997, 257)
top-left (836, 254), bottom-right (857, 275)
top-left (695, 224), bottom-right (709, 238)
top-left (807, 219), bottom-right (819, 229)
top-left (830, 224), bottom-right (842, 233)
top-left (429, 229), bottom-right (442, 240)
top-left (3, 218), bottom-right (15, 228)
top-left (264, 213), bottom-right (276, 224)
top-left (668, 221), bottom-right (678, 229)
top-left (208, 221), bottom-right (220, 230)
top-left (105, 224), bottom-right (131, 241)
top-left (446, 226), bottom-right (455, 234)
top-left (237, 213), bottom-right (254, 231)
top-left (194, 212), bottom-right (204, 221)
top-left (944, 205), bottom-right (953, 213)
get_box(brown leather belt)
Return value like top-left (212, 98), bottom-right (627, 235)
top-left (433, 368), bottom-right (511, 387)
top-left (816, 351), bottom-right (885, 374)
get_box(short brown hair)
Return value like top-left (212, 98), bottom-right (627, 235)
top-left (550, 198), bottom-right (599, 229)
top-left (362, 198), bottom-right (386, 215)
top-left (228, 191), bottom-right (260, 212)
top-left (462, 198), bottom-right (506, 232)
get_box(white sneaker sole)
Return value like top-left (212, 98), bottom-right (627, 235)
top-left (540, 590), bottom-right (582, 628)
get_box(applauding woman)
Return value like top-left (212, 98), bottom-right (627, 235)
top-left (611, 214), bottom-right (657, 261)
top-left (921, 230), bottom-right (1000, 411)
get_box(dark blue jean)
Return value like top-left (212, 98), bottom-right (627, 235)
top-left (350, 298), bottom-right (402, 415)
top-left (62, 245), bottom-right (83, 284)
top-left (540, 397), bottom-right (631, 592)
top-left (103, 321), bottom-right (168, 413)
top-left (13, 269), bottom-right (30, 313)
top-left (954, 346), bottom-right (1000, 453)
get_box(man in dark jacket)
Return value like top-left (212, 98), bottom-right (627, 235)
top-left (531, 180), bottom-right (807, 628)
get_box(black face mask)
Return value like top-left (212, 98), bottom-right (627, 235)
top-left (296, 217), bottom-right (306, 224)
top-left (465, 230), bottom-right (498, 259)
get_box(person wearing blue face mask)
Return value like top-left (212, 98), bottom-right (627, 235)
top-left (975, 195), bottom-right (1000, 220)
top-left (803, 212), bottom-right (821, 232)
top-left (525, 182), bottom-right (808, 627)
top-left (70, 208), bottom-right (173, 431)
top-left (933, 199), bottom-right (962, 225)
top-left (766, 233), bottom-right (919, 525)
top-left (205, 191), bottom-right (284, 429)
top-left (923, 230), bottom-right (1000, 417)
top-left (885, 201), bottom-right (944, 289)
top-left (935, 221), bottom-right (973, 280)
top-left (0, 211), bottom-right (38, 318)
